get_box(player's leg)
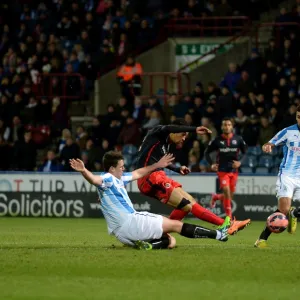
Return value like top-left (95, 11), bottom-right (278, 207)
top-left (162, 216), bottom-right (230, 242)
top-left (167, 187), bottom-right (225, 226)
top-left (135, 233), bottom-right (176, 250)
top-left (255, 197), bottom-right (291, 248)
top-left (255, 176), bottom-right (293, 247)
top-left (210, 172), bottom-right (226, 208)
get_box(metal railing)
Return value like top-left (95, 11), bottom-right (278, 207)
top-left (36, 73), bottom-right (85, 101)
top-left (124, 72), bottom-right (190, 105)
top-left (165, 16), bottom-right (251, 37)
top-left (255, 22), bottom-right (300, 49)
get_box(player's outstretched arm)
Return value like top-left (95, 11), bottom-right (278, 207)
top-left (262, 143), bottom-right (275, 153)
top-left (132, 154), bottom-right (174, 180)
top-left (69, 159), bottom-right (102, 186)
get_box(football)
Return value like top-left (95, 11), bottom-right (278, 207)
top-left (267, 212), bottom-right (289, 233)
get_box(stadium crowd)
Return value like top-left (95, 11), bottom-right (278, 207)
top-left (0, 0), bottom-right (298, 172)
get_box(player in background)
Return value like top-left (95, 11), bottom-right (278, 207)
top-left (254, 107), bottom-right (300, 248)
top-left (136, 118), bottom-right (250, 235)
top-left (204, 118), bottom-right (250, 224)
top-left (70, 151), bottom-right (230, 250)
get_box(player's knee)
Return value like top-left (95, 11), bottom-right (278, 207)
top-left (279, 207), bottom-right (289, 215)
top-left (177, 197), bottom-right (192, 212)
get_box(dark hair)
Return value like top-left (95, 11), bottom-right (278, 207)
top-left (172, 118), bottom-right (188, 126)
top-left (102, 151), bottom-right (124, 172)
top-left (297, 105), bottom-right (300, 112)
top-left (222, 117), bottom-right (232, 123)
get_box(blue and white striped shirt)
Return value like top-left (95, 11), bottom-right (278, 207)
top-left (269, 124), bottom-right (300, 177)
top-left (96, 172), bottom-right (135, 234)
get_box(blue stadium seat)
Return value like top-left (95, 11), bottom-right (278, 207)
top-left (240, 167), bottom-right (254, 173)
top-left (123, 154), bottom-right (133, 168)
top-left (255, 167), bottom-right (269, 174)
top-left (122, 144), bottom-right (138, 156)
top-left (241, 155), bottom-right (257, 168)
top-left (258, 155), bottom-right (274, 168)
top-left (247, 146), bottom-right (262, 156)
top-left (274, 156), bottom-right (282, 167)
top-left (269, 167), bottom-right (278, 174)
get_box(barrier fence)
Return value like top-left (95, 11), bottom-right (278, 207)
top-left (0, 173), bottom-right (280, 220)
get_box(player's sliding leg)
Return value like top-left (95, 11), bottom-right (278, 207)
top-left (167, 187), bottom-right (250, 235)
top-left (135, 234), bottom-right (176, 250)
top-left (163, 216), bottom-right (231, 242)
top-left (167, 187), bottom-right (225, 225)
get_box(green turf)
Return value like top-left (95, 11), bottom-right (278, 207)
top-left (0, 218), bottom-right (299, 300)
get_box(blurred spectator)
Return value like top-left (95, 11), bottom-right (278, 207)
top-left (0, 119), bottom-right (10, 142)
top-left (38, 149), bottom-right (63, 172)
top-left (117, 55), bottom-right (143, 101)
top-left (142, 109), bottom-right (161, 129)
top-left (86, 139), bottom-right (102, 168)
top-left (57, 128), bottom-right (72, 154)
top-left (258, 116), bottom-right (276, 146)
top-left (117, 115), bottom-right (141, 145)
top-left (0, 135), bottom-right (12, 170)
top-left (132, 96), bottom-right (146, 123)
top-left (60, 137), bottom-right (81, 171)
top-left (219, 63), bottom-right (241, 92)
top-left (14, 131), bottom-right (37, 171)
top-left (88, 116), bottom-right (106, 146)
top-left (76, 125), bottom-right (89, 151)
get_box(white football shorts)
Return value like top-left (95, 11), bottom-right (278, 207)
top-left (113, 211), bottom-right (163, 246)
top-left (276, 175), bottom-right (300, 200)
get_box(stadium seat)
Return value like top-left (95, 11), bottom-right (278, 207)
top-left (269, 167), bottom-right (278, 174)
top-left (255, 167), bottom-right (269, 174)
top-left (274, 156), bottom-right (282, 167)
top-left (241, 155), bottom-right (257, 168)
top-left (258, 155), bottom-right (274, 168)
top-left (240, 167), bottom-right (254, 173)
top-left (247, 146), bottom-right (262, 156)
top-left (123, 154), bottom-right (133, 168)
top-left (122, 144), bottom-right (138, 156)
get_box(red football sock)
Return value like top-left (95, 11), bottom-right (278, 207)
top-left (169, 209), bottom-right (189, 220)
top-left (191, 203), bottom-right (224, 226)
top-left (223, 198), bottom-right (232, 219)
top-left (212, 193), bottom-right (224, 201)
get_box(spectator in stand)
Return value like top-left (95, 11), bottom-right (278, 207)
top-left (117, 55), bottom-right (143, 101)
top-left (76, 125), bottom-right (89, 151)
top-left (142, 109), bottom-right (161, 130)
top-left (85, 139), bottom-right (103, 169)
top-left (88, 116), bottom-right (106, 146)
top-left (57, 128), bottom-right (72, 154)
top-left (220, 63), bottom-right (241, 92)
top-left (0, 134), bottom-right (12, 170)
top-left (14, 131), bottom-right (37, 171)
top-left (38, 149), bottom-right (63, 172)
top-left (258, 116), bottom-right (276, 146)
top-left (117, 115), bottom-right (141, 146)
top-left (235, 71), bottom-right (255, 96)
top-left (10, 116), bottom-right (24, 144)
top-left (60, 137), bottom-right (81, 171)
top-left (132, 96), bottom-right (146, 124)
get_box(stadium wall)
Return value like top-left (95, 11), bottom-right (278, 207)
top-left (0, 173), bottom-right (281, 220)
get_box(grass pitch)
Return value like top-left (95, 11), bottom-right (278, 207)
top-left (0, 218), bottom-right (299, 300)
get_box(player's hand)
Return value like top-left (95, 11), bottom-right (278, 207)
top-left (69, 158), bottom-right (85, 172)
top-left (157, 154), bottom-right (174, 168)
top-left (180, 166), bottom-right (190, 175)
top-left (211, 164), bottom-right (218, 172)
top-left (232, 160), bottom-right (241, 169)
top-left (262, 143), bottom-right (273, 153)
top-left (196, 126), bottom-right (212, 135)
